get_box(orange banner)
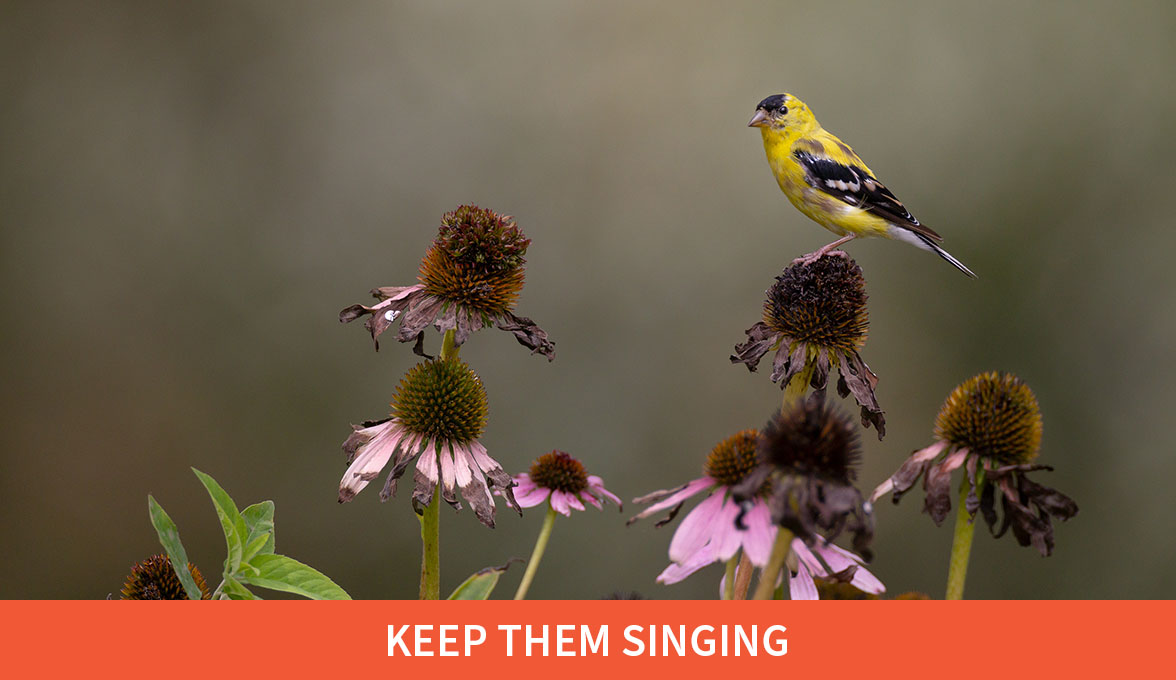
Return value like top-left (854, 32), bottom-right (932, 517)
top-left (3, 601), bottom-right (1165, 677)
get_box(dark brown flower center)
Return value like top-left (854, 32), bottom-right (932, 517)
top-left (529, 451), bottom-right (588, 494)
top-left (391, 358), bottom-right (488, 444)
top-left (935, 372), bottom-right (1042, 465)
top-left (418, 205), bottom-right (530, 315)
top-left (120, 554), bottom-right (211, 600)
top-left (704, 429), bottom-right (761, 486)
top-left (763, 256), bottom-right (868, 353)
top-left (759, 399), bottom-right (859, 483)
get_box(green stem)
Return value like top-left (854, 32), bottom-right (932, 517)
top-left (782, 355), bottom-right (814, 411)
top-left (417, 329), bottom-right (458, 600)
top-left (945, 477), bottom-right (980, 600)
top-left (439, 328), bottom-right (459, 361)
top-left (514, 506), bottom-right (558, 600)
top-left (418, 484), bottom-right (441, 599)
top-left (723, 554), bottom-right (739, 600)
top-left (753, 528), bottom-right (794, 600)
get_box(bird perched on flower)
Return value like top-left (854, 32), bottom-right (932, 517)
top-left (748, 93), bottom-right (976, 278)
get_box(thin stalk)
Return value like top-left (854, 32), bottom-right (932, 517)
top-left (418, 328), bottom-right (458, 600)
top-left (514, 506), bottom-right (558, 600)
top-left (782, 356), bottom-right (814, 411)
top-left (753, 528), bottom-right (794, 600)
top-left (723, 554), bottom-right (739, 600)
top-left (733, 552), bottom-right (754, 600)
top-left (418, 484), bottom-right (441, 599)
top-left (945, 477), bottom-right (981, 600)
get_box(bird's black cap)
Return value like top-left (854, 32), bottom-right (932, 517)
top-left (756, 94), bottom-right (788, 111)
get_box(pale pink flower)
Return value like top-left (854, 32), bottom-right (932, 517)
top-left (508, 451), bottom-right (621, 516)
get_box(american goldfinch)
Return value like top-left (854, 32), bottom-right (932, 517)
top-left (749, 93), bottom-right (976, 278)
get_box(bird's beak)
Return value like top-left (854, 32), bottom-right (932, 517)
top-left (747, 109), bottom-right (770, 128)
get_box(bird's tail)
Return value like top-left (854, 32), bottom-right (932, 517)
top-left (914, 233), bottom-right (977, 279)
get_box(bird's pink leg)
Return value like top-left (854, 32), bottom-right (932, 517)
top-left (794, 234), bottom-right (856, 266)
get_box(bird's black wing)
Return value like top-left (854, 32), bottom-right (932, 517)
top-left (793, 150), bottom-right (942, 242)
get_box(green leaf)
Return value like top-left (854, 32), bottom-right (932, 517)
top-left (240, 500), bottom-right (276, 560)
top-left (447, 560), bottom-right (521, 600)
top-left (238, 554), bottom-right (351, 600)
top-left (192, 468), bottom-right (247, 575)
top-left (221, 577), bottom-right (262, 600)
top-left (147, 495), bottom-right (205, 600)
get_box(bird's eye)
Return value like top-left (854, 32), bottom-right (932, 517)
top-left (778, 106), bottom-right (788, 115)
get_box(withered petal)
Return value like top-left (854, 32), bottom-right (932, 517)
top-left (838, 352), bottom-right (885, 439)
top-left (730, 322), bottom-right (779, 371)
top-left (497, 312), bottom-right (555, 360)
top-left (775, 341), bottom-right (809, 386)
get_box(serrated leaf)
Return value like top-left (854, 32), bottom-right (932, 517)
top-left (447, 560), bottom-right (521, 600)
top-left (147, 495), bottom-right (204, 600)
top-left (221, 577), bottom-right (262, 600)
top-left (238, 554), bottom-right (351, 600)
top-left (192, 468), bottom-right (247, 575)
top-left (241, 500), bottom-right (276, 560)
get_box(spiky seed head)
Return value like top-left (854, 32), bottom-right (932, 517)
top-left (391, 358), bottom-right (488, 444)
top-left (704, 429), bottom-right (761, 487)
top-left (763, 256), bottom-right (868, 353)
top-left (120, 554), bottom-right (211, 600)
top-left (934, 371), bottom-right (1043, 465)
top-left (418, 205), bottom-right (529, 315)
top-left (759, 399), bottom-right (860, 483)
top-left (529, 451), bottom-right (589, 494)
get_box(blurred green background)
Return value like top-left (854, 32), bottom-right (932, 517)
top-left (2, 0), bottom-right (1173, 599)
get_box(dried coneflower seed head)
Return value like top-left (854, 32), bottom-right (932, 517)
top-left (763, 256), bottom-right (868, 353)
top-left (419, 205), bottom-right (529, 315)
top-left (391, 358), bottom-right (488, 444)
top-left (704, 429), bottom-right (761, 486)
top-left (934, 371), bottom-right (1042, 465)
top-left (120, 554), bottom-right (211, 600)
top-left (529, 451), bottom-right (588, 494)
top-left (760, 399), bottom-right (860, 483)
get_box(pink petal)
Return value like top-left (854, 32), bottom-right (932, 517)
top-left (740, 501), bottom-right (777, 567)
top-left (450, 443), bottom-right (474, 489)
top-left (587, 476), bottom-right (623, 507)
top-left (416, 445), bottom-right (438, 484)
top-left (668, 492), bottom-right (725, 563)
top-left (712, 495), bottom-right (746, 562)
top-left (439, 444), bottom-right (458, 496)
top-left (789, 561), bottom-right (819, 600)
top-left (565, 493), bottom-right (586, 512)
top-left (514, 485), bottom-right (551, 508)
top-left (337, 422), bottom-right (401, 500)
top-left (581, 493), bottom-right (604, 510)
top-left (656, 547), bottom-right (717, 585)
top-left (466, 440), bottom-right (505, 475)
top-left (630, 478), bottom-right (713, 523)
top-left (511, 475), bottom-right (536, 497)
top-left (550, 490), bottom-right (572, 516)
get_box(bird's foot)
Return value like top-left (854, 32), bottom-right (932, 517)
top-left (791, 249), bottom-right (849, 268)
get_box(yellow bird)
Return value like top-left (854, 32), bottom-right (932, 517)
top-left (748, 93), bottom-right (976, 278)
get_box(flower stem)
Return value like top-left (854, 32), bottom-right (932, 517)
top-left (753, 528), bottom-right (794, 600)
top-left (733, 552), bottom-right (754, 600)
top-left (945, 477), bottom-right (980, 600)
top-left (440, 328), bottom-right (459, 361)
top-left (417, 328), bottom-right (458, 600)
top-left (723, 554), bottom-right (739, 600)
top-left (419, 484), bottom-right (441, 599)
top-left (782, 355), bottom-right (814, 411)
top-left (514, 506), bottom-right (558, 600)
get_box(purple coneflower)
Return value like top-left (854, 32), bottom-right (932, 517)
top-left (731, 254), bottom-right (885, 438)
top-left (513, 451), bottom-right (622, 516)
top-left (338, 357), bottom-right (520, 528)
top-left (508, 452), bottom-right (620, 599)
top-left (120, 554), bottom-right (210, 600)
top-left (871, 371), bottom-right (1077, 598)
top-left (340, 205), bottom-right (554, 359)
top-left (630, 429), bottom-right (881, 599)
